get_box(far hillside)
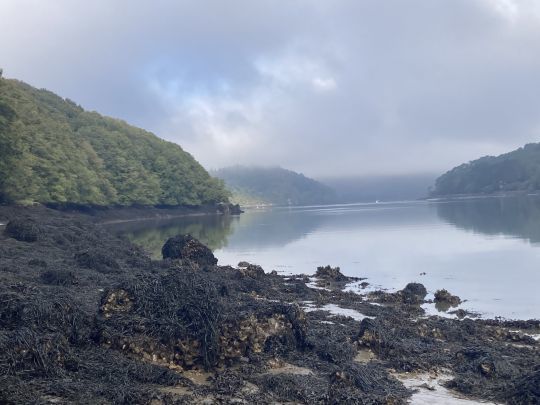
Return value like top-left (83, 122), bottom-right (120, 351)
top-left (212, 166), bottom-right (336, 206)
top-left (0, 76), bottom-right (229, 206)
top-left (432, 143), bottom-right (540, 196)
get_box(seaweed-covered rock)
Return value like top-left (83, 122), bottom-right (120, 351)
top-left (368, 283), bottom-right (428, 306)
top-left (238, 264), bottom-right (265, 279)
top-left (315, 265), bottom-right (348, 281)
top-left (434, 289), bottom-right (462, 307)
top-left (161, 234), bottom-right (218, 265)
top-left (74, 249), bottom-right (120, 273)
top-left (331, 362), bottom-right (411, 399)
top-left (4, 218), bottom-right (41, 242)
top-left (401, 283), bottom-right (427, 304)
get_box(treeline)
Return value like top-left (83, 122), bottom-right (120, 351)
top-left (0, 77), bottom-right (229, 206)
top-left (432, 143), bottom-right (540, 196)
top-left (213, 165), bottom-right (336, 206)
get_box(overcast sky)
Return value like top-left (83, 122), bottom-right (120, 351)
top-left (2, 0), bottom-right (540, 177)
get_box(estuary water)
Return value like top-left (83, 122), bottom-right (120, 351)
top-left (106, 196), bottom-right (540, 320)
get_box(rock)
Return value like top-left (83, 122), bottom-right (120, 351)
top-left (229, 204), bottom-right (243, 215)
top-left (434, 289), bottom-right (461, 307)
top-left (448, 309), bottom-right (477, 319)
top-left (237, 264), bottom-right (265, 279)
top-left (4, 218), bottom-right (41, 242)
top-left (400, 282), bottom-right (427, 304)
top-left (315, 265), bottom-right (349, 282)
top-left (161, 234), bottom-right (218, 266)
top-left (217, 203), bottom-right (244, 215)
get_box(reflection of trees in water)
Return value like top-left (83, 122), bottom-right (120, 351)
top-left (435, 196), bottom-right (540, 244)
top-left (224, 208), bottom-right (325, 249)
top-left (105, 203), bottom-right (445, 257)
top-left (105, 215), bottom-right (237, 258)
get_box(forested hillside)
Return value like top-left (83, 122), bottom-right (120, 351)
top-left (432, 143), bottom-right (540, 196)
top-left (0, 76), bottom-right (229, 206)
top-left (213, 166), bottom-right (336, 206)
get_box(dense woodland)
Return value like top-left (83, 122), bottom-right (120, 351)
top-left (213, 165), bottom-right (336, 206)
top-left (0, 76), bottom-right (230, 206)
top-left (432, 143), bottom-right (540, 196)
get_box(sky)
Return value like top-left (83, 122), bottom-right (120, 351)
top-left (2, 0), bottom-right (540, 178)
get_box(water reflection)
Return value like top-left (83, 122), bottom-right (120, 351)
top-left (105, 199), bottom-right (540, 318)
top-left (105, 215), bottom-right (236, 258)
top-left (226, 208), bottom-right (325, 248)
top-left (435, 196), bottom-right (540, 244)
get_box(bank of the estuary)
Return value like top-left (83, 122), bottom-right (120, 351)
top-left (41, 202), bottom-right (243, 224)
top-left (0, 206), bottom-right (538, 404)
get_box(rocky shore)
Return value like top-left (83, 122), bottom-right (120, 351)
top-left (0, 205), bottom-right (538, 404)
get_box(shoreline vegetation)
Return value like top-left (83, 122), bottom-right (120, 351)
top-left (0, 205), bottom-right (538, 404)
top-left (0, 77), bottom-right (230, 207)
top-left (431, 143), bottom-right (540, 198)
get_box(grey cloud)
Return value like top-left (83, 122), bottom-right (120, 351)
top-left (2, 0), bottom-right (540, 177)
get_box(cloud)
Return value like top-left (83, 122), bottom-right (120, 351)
top-left (2, 0), bottom-right (540, 177)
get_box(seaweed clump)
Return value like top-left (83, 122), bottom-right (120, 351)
top-left (161, 234), bottom-right (218, 265)
top-left (434, 289), bottom-right (462, 306)
top-left (315, 265), bottom-right (349, 282)
top-left (4, 218), bottom-right (41, 242)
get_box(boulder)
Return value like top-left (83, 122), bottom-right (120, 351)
top-left (162, 234), bottom-right (218, 266)
top-left (315, 265), bottom-right (349, 282)
top-left (434, 289), bottom-right (461, 307)
top-left (400, 283), bottom-right (427, 304)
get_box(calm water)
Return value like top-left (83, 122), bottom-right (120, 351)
top-left (106, 196), bottom-right (540, 320)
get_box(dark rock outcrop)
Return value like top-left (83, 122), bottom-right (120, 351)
top-left (162, 234), bottom-right (218, 265)
top-left (315, 265), bottom-right (349, 282)
top-left (401, 282), bottom-right (428, 304)
top-left (434, 289), bottom-right (462, 307)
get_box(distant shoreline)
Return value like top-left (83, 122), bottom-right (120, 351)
top-left (424, 190), bottom-right (540, 201)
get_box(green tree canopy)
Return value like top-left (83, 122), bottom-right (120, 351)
top-left (0, 77), bottom-right (230, 206)
top-left (432, 143), bottom-right (540, 196)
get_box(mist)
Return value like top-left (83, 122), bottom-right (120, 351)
top-left (2, 0), bottom-right (540, 178)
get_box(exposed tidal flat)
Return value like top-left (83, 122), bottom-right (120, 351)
top-left (0, 201), bottom-right (539, 404)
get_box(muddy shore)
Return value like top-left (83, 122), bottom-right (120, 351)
top-left (0, 205), bottom-right (538, 404)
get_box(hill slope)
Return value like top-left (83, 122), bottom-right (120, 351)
top-left (213, 166), bottom-right (336, 206)
top-left (0, 76), bottom-right (229, 206)
top-left (432, 143), bottom-right (540, 196)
